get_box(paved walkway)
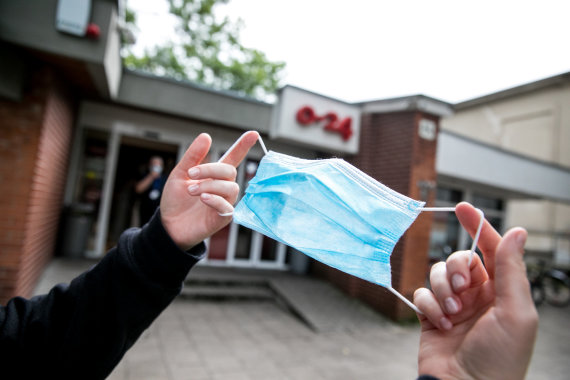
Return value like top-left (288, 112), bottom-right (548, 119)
top-left (35, 259), bottom-right (570, 380)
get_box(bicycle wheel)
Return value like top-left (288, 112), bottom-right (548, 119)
top-left (544, 274), bottom-right (570, 307)
top-left (531, 282), bottom-right (544, 306)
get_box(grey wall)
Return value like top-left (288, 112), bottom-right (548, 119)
top-left (436, 131), bottom-right (570, 203)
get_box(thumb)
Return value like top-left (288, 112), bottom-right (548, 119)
top-left (494, 227), bottom-right (532, 311)
top-left (177, 133), bottom-right (212, 171)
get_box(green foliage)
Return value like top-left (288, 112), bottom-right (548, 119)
top-left (125, 8), bottom-right (136, 24)
top-left (122, 0), bottom-right (285, 99)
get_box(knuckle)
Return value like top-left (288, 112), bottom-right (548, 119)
top-left (231, 183), bottom-right (240, 196)
top-left (431, 262), bottom-right (446, 275)
top-left (413, 288), bottom-right (427, 302)
top-left (222, 163), bottom-right (237, 179)
top-left (447, 250), bottom-right (469, 265)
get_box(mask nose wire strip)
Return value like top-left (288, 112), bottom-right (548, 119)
top-left (217, 132), bottom-right (268, 216)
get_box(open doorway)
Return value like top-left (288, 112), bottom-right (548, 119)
top-left (106, 136), bottom-right (178, 250)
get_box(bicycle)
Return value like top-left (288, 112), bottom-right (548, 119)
top-left (526, 259), bottom-right (570, 307)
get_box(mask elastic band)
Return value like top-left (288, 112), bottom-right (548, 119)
top-left (422, 206), bottom-right (485, 266)
top-left (218, 131), bottom-right (268, 163)
top-left (388, 286), bottom-right (421, 314)
top-left (258, 135), bottom-right (268, 156)
top-left (388, 205), bottom-right (484, 315)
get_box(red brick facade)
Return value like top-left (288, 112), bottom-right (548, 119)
top-left (313, 110), bottom-right (439, 321)
top-left (0, 66), bottom-right (74, 304)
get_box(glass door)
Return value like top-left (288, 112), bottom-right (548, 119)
top-left (229, 158), bottom-right (260, 265)
top-left (206, 154), bottom-right (287, 269)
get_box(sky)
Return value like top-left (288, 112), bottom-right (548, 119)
top-left (129, 0), bottom-right (570, 104)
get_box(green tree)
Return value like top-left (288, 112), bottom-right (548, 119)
top-left (123, 0), bottom-right (285, 99)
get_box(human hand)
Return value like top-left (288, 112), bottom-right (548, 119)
top-left (160, 131), bottom-right (259, 250)
top-left (414, 202), bottom-right (538, 380)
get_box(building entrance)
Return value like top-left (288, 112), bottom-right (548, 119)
top-left (68, 123), bottom-right (288, 269)
top-left (106, 136), bottom-right (178, 250)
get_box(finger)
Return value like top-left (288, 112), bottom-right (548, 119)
top-left (455, 202), bottom-right (502, 279)
top-left (430, 262), bottom-right (462, 315)
top-left (188, 163), bottom-right (237, 181)
top-left (220, 131), bottom-right (260, 167)
top-left (414, 288), bottom-right (453, 331)
top-left (200, 193), bottom-right (234, 216)
top-left (494, 228), bottom-right (534, 312)
top-left (188, 180), bottom-right (239, 203)
top-left (446, 250), bottom-right (488, 293)
top-left (177, 133), bottom-right (212, 171)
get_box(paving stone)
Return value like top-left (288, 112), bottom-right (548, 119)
top-left (33, 259), bottom-right (570, 380)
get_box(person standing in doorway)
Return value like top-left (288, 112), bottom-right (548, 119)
top-left (135, 156), bottom-right (167, 224)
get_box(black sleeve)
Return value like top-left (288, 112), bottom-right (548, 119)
top-left (417, 376), bottom-right (440, 380)
top-left (0, 209), bottom-right (205, 379)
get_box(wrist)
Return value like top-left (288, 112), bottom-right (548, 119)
top-left (418, 357), bottom-right (472, 380)
top-left (160, 212), bottom-right (200, 251)
top-left (133, 208), bottom-right (205, 287)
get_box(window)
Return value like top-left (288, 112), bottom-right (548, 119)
top-left (472, 194), bottom-right (504, 211)
top-left (428, 187), bottom-right (505, 261)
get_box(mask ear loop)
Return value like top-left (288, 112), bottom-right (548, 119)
top-left (388, 205), bottom-right (485, 314)
top-left (217, 131), bottom-right (268, 163)
top-left (217, 131), bottom-right (268, 217)
top-left (422, 206), bottom-right (485, 266)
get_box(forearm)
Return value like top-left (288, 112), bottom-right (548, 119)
top-left (0, 209), bottom-right (205, 378)
top-left (135, 174), bottom-right (155, 193)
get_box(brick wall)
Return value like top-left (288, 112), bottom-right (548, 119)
top-left (0, 66), bottom-right (74, 304)
top-left (396, 112), bottom-right (439, 318)
top-left (312, 111), bottom-right (439, 321)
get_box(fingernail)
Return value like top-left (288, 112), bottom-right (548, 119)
top-left (445, 297), bottom-right (459, 314)
top-left (451, 274), bottom-right (465, 291)
top-left (188, 167), bottom-right (200, 178)
top-left (188, 184), bottom-right (199, 193)
top-left (201, 193), bottom-right (211, 200)
top-left (515, 229), bottom-right (527, 251)
top-left (440, 317), bottom-right (453, 331)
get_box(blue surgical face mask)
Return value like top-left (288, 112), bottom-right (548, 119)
top-left (234, 150), bottom-right (424, 289)
top-left (220, 133), bottom-right (484, 312)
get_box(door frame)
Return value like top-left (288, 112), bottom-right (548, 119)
top-left (92, 123), bottom-right (191, 257)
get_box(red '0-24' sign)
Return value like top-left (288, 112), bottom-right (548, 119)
top-left (295, 106), bottom-right (353, 141)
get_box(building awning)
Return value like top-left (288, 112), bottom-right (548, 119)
top-left (117, 70), bottom-right (273, 133)
top-left (0, 0), bottom-right (122, 99)
top-left (436, 131), bottom-right (570, 203)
